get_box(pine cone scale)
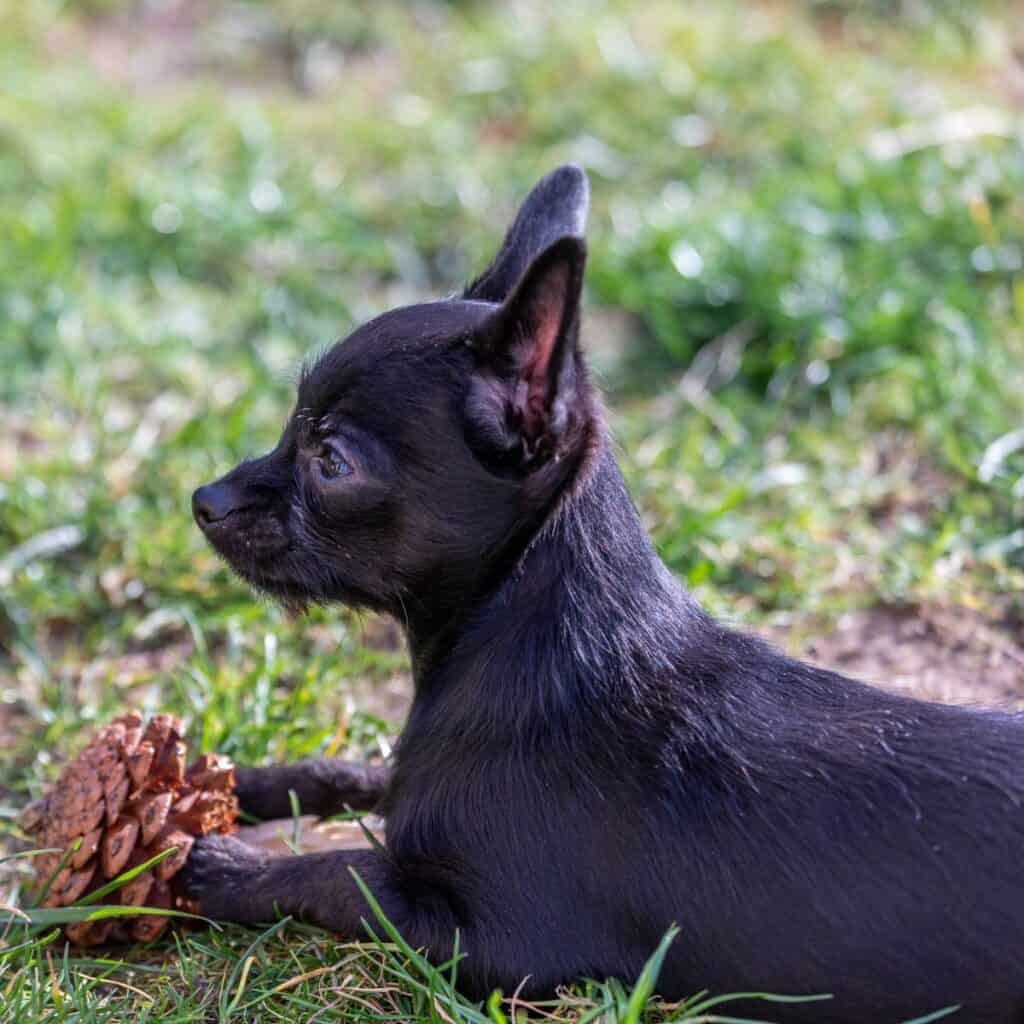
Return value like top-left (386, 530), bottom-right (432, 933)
top-left (119, 870), bottom-right (154, 907)
top-left (70, 827), bottom-right (102, 870)
top-left (20, 711), bottom-right (238, 946)
top-left (134, 791), bottom-right (173, 847)
top-left (102, 817), bottom-right (139, 878)
top-left (127, 742), bottom-right (155, 791)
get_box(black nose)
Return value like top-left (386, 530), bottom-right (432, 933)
top-left (192, 482), bottom-right (247, 527)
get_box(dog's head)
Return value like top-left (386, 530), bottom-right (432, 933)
top-left (193, 166), bottom-right (596, 622)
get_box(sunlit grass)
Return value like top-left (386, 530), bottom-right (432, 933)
top-left (2, 0), bottom-right (1023, 1020)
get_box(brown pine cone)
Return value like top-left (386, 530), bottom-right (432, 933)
top-left (19, 711), bottom-right (238, 946)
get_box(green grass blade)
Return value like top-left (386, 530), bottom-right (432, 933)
top-left (349, 867), bottom-right (491, 1024)
top-left (899, 1008), bottom-right (961, 1023)
top-left (682, 990), bottom-right (833, 1015)
top-left (217, 916), bottom-right (292, 1022)
top-left (3, 904), bottom-right (208, 927)
top-left (0, 847), bottom-right (62, 867)
top-left (0, 928), bottom-right (61, 960)
top-left (485, 989), bottom-right (508, 1024)
top-left (28, 837), bottom-right (81, 908)
top-left (75, 845), bottom-right (180, 906)
top-left (623, 924), bottom-right (679, 1024)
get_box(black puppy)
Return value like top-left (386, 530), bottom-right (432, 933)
top-left (185, 166), bottom-right (1024, 1023)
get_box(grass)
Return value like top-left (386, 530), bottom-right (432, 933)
top-left (1, 0), bottom-right (1023, 1019)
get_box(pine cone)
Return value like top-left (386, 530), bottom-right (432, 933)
top-left (20, 711), bottom-right (238, 946)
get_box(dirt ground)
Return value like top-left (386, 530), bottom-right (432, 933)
top-left (768, 604), bottom-right (1024, 709)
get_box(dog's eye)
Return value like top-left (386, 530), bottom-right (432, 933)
top-left (318, 443), bottom-right (352, 480)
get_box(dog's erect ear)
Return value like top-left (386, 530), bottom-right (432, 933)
top-left (464, 165), bottom-right (589, 304)
top-left (466, 236), bottom-right (587, 470)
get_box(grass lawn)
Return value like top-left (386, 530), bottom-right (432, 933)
top-left (2, 0), bottom-right (1023, 1020)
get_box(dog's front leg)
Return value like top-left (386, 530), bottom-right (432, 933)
top-left (181, 834), bottom-right (415, 937)
top-left (234, 759), bottom-right (391, 819)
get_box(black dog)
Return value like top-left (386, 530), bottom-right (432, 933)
top-left (185, 166), bottom-right (1024, 1023)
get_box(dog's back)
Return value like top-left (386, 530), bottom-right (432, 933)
top-left (385, 446), bottom-right (1024, 1021)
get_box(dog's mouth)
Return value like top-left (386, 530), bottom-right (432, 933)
top-left (205, 541), bottom-right (317, 613)
top-left (197, 521), bottom-right (350, 611)
top-left (198, 510), bottom-right (292, 577)
top-left (194, 497), bottom-right (389, 614)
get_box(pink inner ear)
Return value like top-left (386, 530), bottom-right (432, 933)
top-left (530, 269), bottom-right (566, 374)
top-left (519, 263), bottom-right (569, 439)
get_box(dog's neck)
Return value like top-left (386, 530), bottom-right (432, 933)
top-left (402, 431), bottom-right (704, 721)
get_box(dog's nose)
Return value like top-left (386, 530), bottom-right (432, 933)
top-left (192, 482), bottom-right (246, 527)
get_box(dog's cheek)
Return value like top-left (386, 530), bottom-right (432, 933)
top-left (283, 509), bottom-right (350, 594)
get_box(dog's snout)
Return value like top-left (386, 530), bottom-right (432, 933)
top-left (192, 481), bottom-right (247, 527)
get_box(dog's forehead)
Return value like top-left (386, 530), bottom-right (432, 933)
top-left (296, 299), bottom-right (495, 417)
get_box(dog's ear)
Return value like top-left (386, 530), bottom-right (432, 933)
top-left (464, 165), bottom-right (589, 304)
top-left (466, 236), bottom-right (587, 470)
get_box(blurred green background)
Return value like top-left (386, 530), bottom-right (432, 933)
top-left (2, 0), bottom-right (1024, 1019)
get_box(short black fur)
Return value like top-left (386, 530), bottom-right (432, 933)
top-left (186, 165), bottom-right (1024, 1023)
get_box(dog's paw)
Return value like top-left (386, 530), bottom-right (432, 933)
top-left (231, 766), bottom-right (281, 820)
top-left (180, 833), bottom-right (271, 921)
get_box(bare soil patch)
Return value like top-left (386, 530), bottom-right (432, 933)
top-left (769, 605), bottom-right (1024, 709)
